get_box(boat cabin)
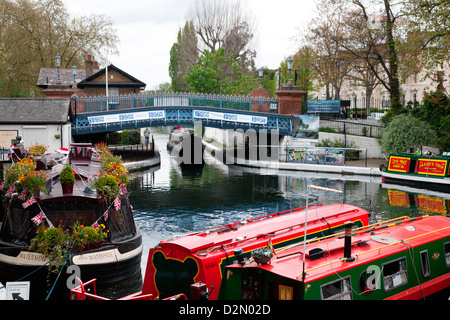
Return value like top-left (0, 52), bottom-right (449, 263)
top-left (218, 215), bottom-right (450, 300)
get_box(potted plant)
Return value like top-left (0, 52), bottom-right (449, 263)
top-left (60, 163), bottom-right (75, 194)
top-left (251, 246), bottom-right (274, 265)
top-left (89, 174), bottom-right (119, 200)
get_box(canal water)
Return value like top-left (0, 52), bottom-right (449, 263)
top-left (126, 132), bottom-right (450, 284)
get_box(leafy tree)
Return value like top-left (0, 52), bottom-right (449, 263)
top-left (169, 21), bottom-right (198, 92)
top-left (185, 48), bottom-right (258, 95)
top-left (0, 0), bottom-right (119, 97)
top-left (381, 113), bottom-right (437, 154)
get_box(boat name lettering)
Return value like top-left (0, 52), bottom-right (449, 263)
top-left (78, 251), bottom-right (116, 261)
top-left (205, 261), bottom-right (218, 270)
top-left (18, 252), bottom-right (48, 262)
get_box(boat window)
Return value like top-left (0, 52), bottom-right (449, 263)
top-left (382, 257), bottom-right (408, 291)
top-left (278, 285), bottom-right (294, 300)
top-left (321, 277), bottom-right (352, 300)
top-left (420, 250), bottom-right (430, 278)
top-left (445, 242), bottom-right (450, 267)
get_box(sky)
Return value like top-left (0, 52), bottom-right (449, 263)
top-left (63, 0), bottom-right (317, 91)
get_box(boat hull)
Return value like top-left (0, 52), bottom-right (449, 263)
top-left (382, 171), bottom-right (450, 193)
top-left (0, 233), bottom-right (142, 300)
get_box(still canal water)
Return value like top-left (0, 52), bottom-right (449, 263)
top-left (126, 132), bottom-right (450, 282)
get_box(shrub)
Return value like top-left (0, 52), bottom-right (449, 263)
top-left (381, 114), bottom-right (437, 154)
top-left (60, 164), bottom-right (75, 184)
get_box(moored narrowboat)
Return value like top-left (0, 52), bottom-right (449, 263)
top-left (71, 203), bottom-right (370, 300)
top-left (218, 215), bottom-right (450, 300)
top-left (382, 153), bottom-right (450, 192)
top-left (0, 143), bottom-right (142, 300)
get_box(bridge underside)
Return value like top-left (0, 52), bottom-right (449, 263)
top-left (72, 106), bottom-right (293, 137)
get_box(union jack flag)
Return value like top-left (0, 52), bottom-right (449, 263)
top-left (31, 212), bottom-right (46, 226)
top-left (5, 184), bottom-right (15, 198)
top-left (103, 210), bottom-right (109, 221)
top-left (119, 183), bottom-right (127, 195)
top-left (0, 181), bottom-right (5, 191)
top-left (22, 196), bottom-right (37, 209)
top-left (114, 197), bottom-right (121, 211)
top-left (91, 220), bottom-right (99, 228)
top-left (18, 189), bottom-right (27, 201)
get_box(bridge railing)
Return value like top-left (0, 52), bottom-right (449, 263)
top-left (73, 92), bottom-right (279, 114)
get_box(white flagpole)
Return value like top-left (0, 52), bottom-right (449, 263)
top-left (105, 60), bottom-right (109, 111)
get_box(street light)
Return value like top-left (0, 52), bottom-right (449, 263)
top-left (72, 65), bottom-right (77, 85)
top-left (287, 56), bottom-right (293, 86)
top-left (55, 53), bottom-right (62, 85)
top-left (258, 67), bottom-right (264, 88)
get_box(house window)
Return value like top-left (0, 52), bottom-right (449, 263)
top-left (445, 242), bottom-right (450, 267)
top-left (321, 277), bottom-right (352, 300)
top-left (383, 257), bottom-right (408, 291)
top-left (109, 87), bottom-right (119, 96)
top-left (420, 250), bottom-right (430, 278)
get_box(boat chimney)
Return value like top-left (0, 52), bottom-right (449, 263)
top-left (344, 221), bottom-right (355, 262)
top-left (234, 248), bottom-right (245, 265)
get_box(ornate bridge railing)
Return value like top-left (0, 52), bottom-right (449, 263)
top-left (73, 92), bottom-right (279, 115)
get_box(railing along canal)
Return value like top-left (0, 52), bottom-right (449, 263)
top-left (73, 92), bottom-right (279, 115)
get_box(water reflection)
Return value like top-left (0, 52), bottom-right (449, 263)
top-left (127, 133), bottom-right (449, 277)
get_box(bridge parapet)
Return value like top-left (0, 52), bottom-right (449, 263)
top-left (72, 92), bottom-right (279, 115)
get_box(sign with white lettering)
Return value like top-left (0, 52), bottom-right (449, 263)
top-left (88, 110), bottom-right (166, 125)
top-left (6, 282), bottom-right (30, 300)
top-left (193, 110), bottom-right (267, 125)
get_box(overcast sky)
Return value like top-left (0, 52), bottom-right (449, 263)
top-left (63, 0), bottom-right (317, 91)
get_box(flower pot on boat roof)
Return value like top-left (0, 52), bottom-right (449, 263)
top-left (60, 163), bottom-right (75, 194)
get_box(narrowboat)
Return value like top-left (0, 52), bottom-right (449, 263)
top-left (381, 153), bottom-right (450, 193)
top-left (0, 143), bottom-right (142, 300)
top-left (70, 203), bottom-right (369, 300)
top-left (218, 215), bottom-right (450, 300)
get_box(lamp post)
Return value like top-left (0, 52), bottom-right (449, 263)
top-left (287, 56), bottom-right (293, 86)
top-left (72, 65), bottom-right (77, 85)
top-left (258, 67), bottom-right (264, 88)
top-left (55, 53), bottom-right (62, 85)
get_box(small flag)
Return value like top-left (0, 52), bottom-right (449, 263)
top-left (114, 197), bottom-right (121, 211)
top-left (103, 210), bottom-right (109, 221)
top-left (91, 220), bottom-right (99, 228)
top-left (31, 212), bottom-right (46, 226)
top-left (18, 189), bottom-right (27, 201)
top-left (22, 196), bottom-right (37, 209)
top-left (0, 181), bottom-right (5, 191)
top-left (5, 184), bottom-right (15, 198)
top-left (119, 183), bottom-right (127, 195)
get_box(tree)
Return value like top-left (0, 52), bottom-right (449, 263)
top-left (185, 48), bottom-right (258, 95)
top-left (0, 0), bottom-right (119, 97)
top-left (187, 0), bottom-right (257, 76)
top-left (169, 21), bottom-right (198, 92)
top-left (381, 113), bottom-right (437, 154)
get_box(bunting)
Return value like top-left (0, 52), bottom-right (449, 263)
top-left (22, 196), bottom-right (37, 209)
top-left (114, 197), bottom-right (121, 211)
top-left (18, 189), bottom-right (27, 201)
top-left (0, 181), bottom-right (5, 191)
top-left (31, 212), bottom-right (46, 226)
top-left (119, 183), bottom-right (127, 195)
top-left (5, 184), bottom-right (15, 198)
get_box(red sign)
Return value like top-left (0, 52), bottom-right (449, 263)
top-left (388, 156), bottom-right (410, 173)
top-left (415, 159), bottom-right (448, 176)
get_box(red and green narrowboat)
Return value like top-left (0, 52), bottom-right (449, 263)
top-left (382, 153), bottom-right (450, 193)
top-left (218, 215), bottom-right (450, 300)
top-left (70, 203), bottom-right (370, 300)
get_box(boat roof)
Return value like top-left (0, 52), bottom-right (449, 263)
top-left (156, 204), bottom-right (369, 254)
top-left (227, 215), bottom-right (450, 283)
